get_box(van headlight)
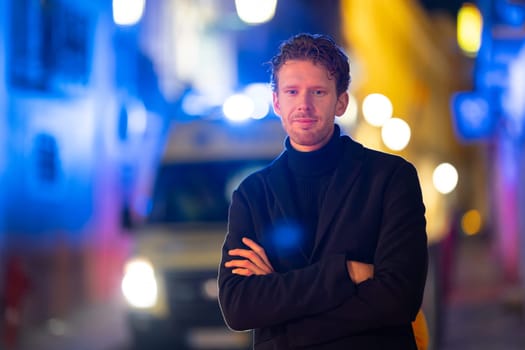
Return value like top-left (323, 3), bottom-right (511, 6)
top-left (121, 258), bottom-right (158, 308)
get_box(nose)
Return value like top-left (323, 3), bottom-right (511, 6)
top-left (297, 92), bottom-right (313, 112)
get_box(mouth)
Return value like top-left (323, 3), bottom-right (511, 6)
top-left (293, 115), bottom-right (316, 123)
top-left (293, 118), bottom-right (316, 128)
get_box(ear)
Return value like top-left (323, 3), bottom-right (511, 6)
top-left (272, 92), bottom-right (282, 116)
top-left (335, 92), bottom-right (349, 117)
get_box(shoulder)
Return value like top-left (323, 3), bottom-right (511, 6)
top-left (237, 151), bottom-right (286, 190)
top-left (341, 136), bottom-right (418, 180)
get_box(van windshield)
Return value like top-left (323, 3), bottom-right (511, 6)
top-left (147, 159), bottom-right (271, 224)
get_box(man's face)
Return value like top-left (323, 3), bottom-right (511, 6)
top-left (272, 59), bottom-right (348, 152)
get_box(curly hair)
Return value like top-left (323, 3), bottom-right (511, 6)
top-left (269, 33), bottom-right (350, 96)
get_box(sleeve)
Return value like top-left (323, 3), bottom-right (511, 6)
top-left (218, 185), bottom-right (356, 331)
top-left (285, 162), bottom-right (428, 347)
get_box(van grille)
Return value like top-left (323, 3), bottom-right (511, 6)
top-left (163, 270), bottom-right (223, 325)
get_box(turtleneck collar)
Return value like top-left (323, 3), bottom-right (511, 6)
top-left (285, 124), bottom-right (343, 176)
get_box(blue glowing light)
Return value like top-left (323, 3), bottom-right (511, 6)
top-left (496, 1), bottom-right (525, 27)
top-left (451, 91), bottom-right (495, 141)
top-left (271, 222), bottom-right (302, 250)
top-left (502, 43), bottom-right (525, 138)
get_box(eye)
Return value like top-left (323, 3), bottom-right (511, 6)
top-left (312, 90), bottom-right (326, 96)
top-left (284, 89), bottom-right (297, 95)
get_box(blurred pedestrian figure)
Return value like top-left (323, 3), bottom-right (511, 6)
top-left (2, 255), bottom-right (30, 350)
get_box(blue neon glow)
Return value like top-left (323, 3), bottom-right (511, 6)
top-left (502, 43), bottom-right (525, 138)
top-left (451, 92), bottom-right (495, 141)
top-left (270, 222), bottom-right (302, 250)
top-left (496, 1), bottom-right (525, 27)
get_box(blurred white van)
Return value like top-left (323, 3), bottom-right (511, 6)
top-left (120, 118), bottom-right (285, 349)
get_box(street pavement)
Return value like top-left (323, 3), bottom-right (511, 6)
top-left (440, 235), bottom-right (525, 350)
top-left (18, 296), bottom-right (130, 350)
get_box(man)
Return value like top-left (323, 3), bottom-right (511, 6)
top-left (218, 33), bottom-right (428, 349)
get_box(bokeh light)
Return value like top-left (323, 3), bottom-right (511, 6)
top-left (336, 93), bottom-right (359, 132)
top-left (381, 117), bottom-right (411, 151)
top-left (433, 162), bottom-right (459, 194)
top-left (223, 94), bottom-right (254, 122)
top-left (461, 209), bottom-right (483, 235)
top-left (113, 0), bottom-right (145, 26)
top-left (235, 0), bottom-right (278, 24)
top-left (457, 3), bottom-right (482, 57)
top-left (243, 83), bottom-right (272, 119)
top-left (121, 259), bottom-right (158, 308)
top-left (362, 93), bottom-right (393, 127)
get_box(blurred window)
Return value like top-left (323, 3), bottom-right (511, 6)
top-left (10, 0), bottom-right (90, 91)
top-left (148, 159), bottom-right (269, 224)
top-left (34, 133), bottom-right (60, 184)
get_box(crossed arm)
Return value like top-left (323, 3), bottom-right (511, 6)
top-left (219, 162), bottom-right (427, 341)
top-left (225, 237), bottom-right (374, 283)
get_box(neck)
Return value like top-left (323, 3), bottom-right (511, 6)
top-left (286, 124), bottom-right (342, 176)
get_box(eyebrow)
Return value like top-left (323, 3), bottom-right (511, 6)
top-left (280, 84), bottom-right (330, 90)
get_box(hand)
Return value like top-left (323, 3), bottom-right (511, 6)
top-left (346, 260), bottom-right (374, 284)
top-left (225, 237), bottom-right (275, 276)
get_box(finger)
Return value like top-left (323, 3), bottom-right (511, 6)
top-left (346, 261), bottom-right (374, 283)
top-left (225, 258), bottom-right (269, 275)
top-left (229, 258), bottom-right (270, 275)
top-left (241, 237), bottom-right (274, 271)
top-left (232, 268), bottom-right (253, 276)
top-left (228, 248), bottom-right (273, 274)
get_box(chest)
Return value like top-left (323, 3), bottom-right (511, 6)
top-left (258, 185), bottom-right (383, 270)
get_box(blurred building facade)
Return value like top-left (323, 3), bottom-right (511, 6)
top-left (0, 0), bottom-right (7, 294)
top-left (341, 0), bottom-right (477, 244)
top-left (0, 1), bottom-right (6, 235)
top-left (475, 0), bottom-right (525, 286)
top-left (0, 0), bottom-right (166, 326)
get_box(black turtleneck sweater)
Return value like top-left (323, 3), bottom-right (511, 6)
top-left (285, 125), bottom-right (343, 256)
